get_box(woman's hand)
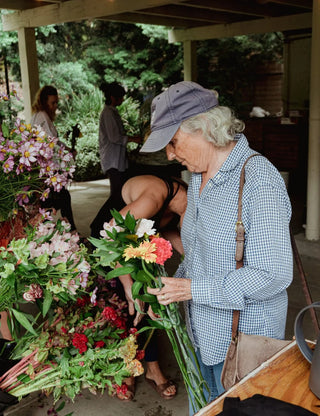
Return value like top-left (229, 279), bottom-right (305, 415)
top-left (118, 273), bottom-right (145, 326)
top-left (147, 277), bottom-right (192, 306)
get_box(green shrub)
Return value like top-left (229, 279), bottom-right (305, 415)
top-left (55, 87), bottom-right (146, 181)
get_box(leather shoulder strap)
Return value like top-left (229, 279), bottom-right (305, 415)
top-left (233, 154), bottom-right (260, 338)
top-left (235, 154), bottom-right (260, 268)
top-left (232, 154), bottom-right (319, 338)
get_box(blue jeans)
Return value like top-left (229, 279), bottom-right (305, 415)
top-left (189, 350), bottom-right (225, 415)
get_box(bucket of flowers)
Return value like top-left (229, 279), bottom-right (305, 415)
top-left (0, 90), bottom-right (80, 339)
top-left (89, 210), bottom-right (209, 413)
top-left (0, 210), bottom-right (98, 341)
top-left (0, 283), bottom-right (144, 403)
top-left (0, 91), bottom-right (75, 225)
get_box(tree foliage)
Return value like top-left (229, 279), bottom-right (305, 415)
top-left (0, 13), bottom-right (284, 179)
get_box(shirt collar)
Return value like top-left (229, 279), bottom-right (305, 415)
top-left (191, 134), bottom-right (250, 187)
top-left (219, 133), bottom-right (250, 173)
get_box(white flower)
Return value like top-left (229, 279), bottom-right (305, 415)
top-left (135, 218), bottom-right (156, 238)
top-left (100, 221), bottom-right (124, 239)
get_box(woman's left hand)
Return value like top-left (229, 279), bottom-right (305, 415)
top-left (147, 277), bottom-right (192, 305)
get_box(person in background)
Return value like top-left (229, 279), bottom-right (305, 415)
top-left (100, 174), bottom-right (188, 401)
top-left (31, 85), bottom-right (77, 231)
top-left (140, 81), bottom-right (293, 414)
top-left (90, 82), bottom-right (140, 238)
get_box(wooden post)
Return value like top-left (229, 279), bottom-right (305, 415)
top-left (306, 0), bottom-right (320, 240)
top-left (17, 27), bottom-right (39, 123)
top-left (183, 40), bottom-right (197, 82)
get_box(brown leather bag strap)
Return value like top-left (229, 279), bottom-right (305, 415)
top-left (235, 154), bottom-right (260, 268)
top-left (232, 154), bottom-right (260, 339)
top-left (232, 154), bottom-right (319, 339)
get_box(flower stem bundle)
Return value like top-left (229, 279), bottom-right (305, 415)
top-left (90, 210), bottom-right (209, 412)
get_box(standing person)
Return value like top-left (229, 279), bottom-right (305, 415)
top-left (30, 85), bottom-right (77, 231)
top-left (90, 82), bottom-right (137, 237)
top-left (99, 174), bottom-right (188, 401)
top-left (141, 81), bottom-right (293, 413)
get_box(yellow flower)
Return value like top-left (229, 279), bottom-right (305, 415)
top-left (123, 245), bottom-right (139, 261)
top-left (137, 241), bottom-right (157, 263)
top-left (118, 335), bottom-right (137, 362)
top-left (126, 359), bottom-right (144, 377)
top-left (123, 241), bottom-right (157, 263)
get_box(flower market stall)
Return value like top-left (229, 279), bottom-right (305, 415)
top-left (0, 92), bottom-right (207, 414)
top-left (0, 92), bottom-right (143, 408)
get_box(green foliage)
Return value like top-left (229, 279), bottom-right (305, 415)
top-left (39, 61), bottom-right (96, 112)
top-left (118, 96), bottom-right (150, 137)
top-left (0, 14), bottom-right (284, 179)
top-left (54, 87), bottom-right (146, 181)
top-left (197, 33), bottom-right (284, 115)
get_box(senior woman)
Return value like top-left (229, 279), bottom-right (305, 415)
top-left (142, 81), bottom-right (293, 411)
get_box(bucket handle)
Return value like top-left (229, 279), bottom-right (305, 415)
top-left (294, 301), bottom-right (320, 363)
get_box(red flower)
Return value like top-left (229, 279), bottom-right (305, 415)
top-left (102, 306), bottom-right (118, 322)
top-left (116, 383), bottom-right (128, 396)
top-left (114, 316), bottom-right (126, 330)
top-left (61, 327), bottom-right (67, 334)
top-left (76, 295), bottom-right (90, 307)
top-left (135, 349), bottom-right (145, 360)
top-left (129, 328), bottom-right (138, 335)
top-left (72, 333), bottom-right (88, 354)
top-left (150, 237), bottom-right (173, 265)
top-left (94, 341), bottom-right (105, 348)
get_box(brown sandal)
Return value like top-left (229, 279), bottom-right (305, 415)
top-left (145, 377), bottom-right (177, 400)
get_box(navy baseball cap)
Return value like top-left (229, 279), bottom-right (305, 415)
top-left (140, 81), bottom-right (219, 153)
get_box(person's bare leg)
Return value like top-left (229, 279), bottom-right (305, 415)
top-left (145, 361), bottom-right (176, 398)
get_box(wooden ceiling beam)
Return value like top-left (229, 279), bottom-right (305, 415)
top-left (137, 5), bottom-right (254, 24)
top-left (169, 12), bottom-right (312, 42)
top-left (1, 0), bottom-right (186, 30)
top-left (180, 0), bottom-right (308, 17)
top-left (257, 0), bottom-right (312, 9)
top-left (99, 12), bottom-right (205, 28)
top-left (0, 0), bottom-right (50, 9)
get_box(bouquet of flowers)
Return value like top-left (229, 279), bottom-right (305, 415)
top-left (0, 91), bottom-right (75, 222)
top-left (89, 210), bottom-right (209, 413)
top-left (0, 285), bottom-right (143, 402)
top-left (0, 212), bottom-right (95, 340)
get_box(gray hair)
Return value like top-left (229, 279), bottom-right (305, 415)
top-left (179, 106), bottom-right (245, 147)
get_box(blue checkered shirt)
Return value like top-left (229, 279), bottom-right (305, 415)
top-left (176, 134), bottom-right (293, 366)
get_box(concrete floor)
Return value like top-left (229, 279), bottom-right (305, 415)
top-left (4, 178), bottom-right (320, 416)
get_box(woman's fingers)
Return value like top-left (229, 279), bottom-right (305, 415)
top-left (147, 277), bottom-right (192, 304)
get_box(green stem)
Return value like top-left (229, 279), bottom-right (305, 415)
top-left (142, 328), bottom-right (155, 351)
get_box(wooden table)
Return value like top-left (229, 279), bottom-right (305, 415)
top-left (196, 341), bottom-right (320, 416)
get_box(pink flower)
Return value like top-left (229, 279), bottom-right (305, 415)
top-left (3, 156), bottom-right (14, 172)
top-left (16, 186), bottom-right (30, 206)
top-left (90, 286), bottom-right (98, 305)
top-left (23, 283), bottom-right (43, 302)
top-left (150, 237), bottom-right (173, 265)
top-left (19, 142), bottom-right (37, 166)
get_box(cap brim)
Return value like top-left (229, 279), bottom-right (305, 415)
top-left (140, 123), bottom-right (180, 153)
